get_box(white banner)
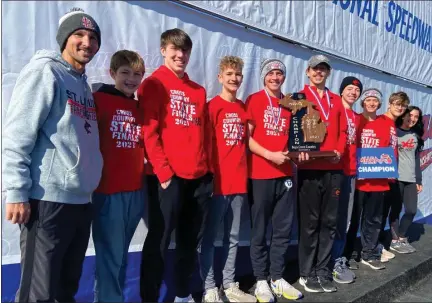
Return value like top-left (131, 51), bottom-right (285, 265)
top-left (182, 0), bottom-right (432, 87)
top-left (2, 0), bottom-right (432, 265)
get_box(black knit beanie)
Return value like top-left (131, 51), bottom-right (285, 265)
top-left (56, 8), bottom-right (101, 52)
top-left (339, 76), bottom-right (363, 96)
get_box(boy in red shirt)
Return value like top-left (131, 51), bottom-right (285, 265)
top-left (344, 88), bottom-right (397, 270)
top-left (138, 28), bottom-right (213, 303)
top-left (331, 76), bottom-right (363, 284)
top-left (198, 56), bottom-right (255, 303)
top-left (297, 55), bottom-right (347, 293)
top-left (246, 59), bottom-right (304, 302)
top-left (92, 50), bottom-right (146, 302)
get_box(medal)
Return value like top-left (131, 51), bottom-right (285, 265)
top-left (308, 86), bottom-right (331, 122)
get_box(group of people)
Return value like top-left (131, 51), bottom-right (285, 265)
top-left (3, 8), bottom-right (424, 303)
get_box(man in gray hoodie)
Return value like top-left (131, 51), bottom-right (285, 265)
top-left (2, 8), bottom-right (103, 302)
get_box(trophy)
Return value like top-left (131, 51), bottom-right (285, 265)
top-left (279, 93), bottom-right (336, 159)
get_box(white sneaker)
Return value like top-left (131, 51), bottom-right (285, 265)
top-left (271, 278), bottom-right (303, 300)
top-left (174, 295), bottom-right (195, 302)
top-left (202, 287), bottom-right (222, 302)
top-left (255, 280), bottom-right (274, 302)
top-left (382, 247), bottom-right (395, 259)
top-left (224, 282), bottom-right (256, 302)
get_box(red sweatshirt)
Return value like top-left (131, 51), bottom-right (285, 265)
top-left (342, 109), bottom-right (361, 176)
top-left (209, 96), bottom-right (248, 195)
top-left (94, 85), bottom-right (145, 194)
top-left (297, 85), bottom-right (348, 170)
top-left (137, 65), bottom-right (211, 183)
top-left (245, 90), bottom-right (293, 179)
top-left (356, 114), bottom-right (397, 192)
top-left (380, 114), bottom-right (398, 184)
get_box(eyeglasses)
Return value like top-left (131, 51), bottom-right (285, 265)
top-left (391, 103), bottom-right (407, 109)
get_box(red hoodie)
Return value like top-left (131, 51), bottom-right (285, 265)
top-left (356, 114), bottom-right (398, 192)
top-left (297, 85), bottom-right (348, 171)
top-left (93, 85), bottom-right (145, 194)
top-left (137, 65), bottom-right (211, 183)
top-left (245, 90), bottom-right (293, 179)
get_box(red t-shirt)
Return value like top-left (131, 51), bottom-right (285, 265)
top-left (342, 108), bottom-right (360, 176)
top-left (245, 90), bottom-right (293, 179)
top-left (356, 114), bottom-right (397, 192)
top-left (297, 85), bottom-right (348, 171)
top-left (137, 65), bottom-right (211, 183)
top-left (209, 96), bottom-right (248, 195)
top-left (93, 85), bottom-right (145, 194)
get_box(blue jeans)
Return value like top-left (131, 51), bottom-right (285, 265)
top-left (331, 175), bottom-right (355, 262)
top-left (199, 194), bottom-right (245, 290)
top-left (92, 188), bottom-right (146, 302)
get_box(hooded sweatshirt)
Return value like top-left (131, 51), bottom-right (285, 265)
top-left (137, 65), bottom-right (211, 183)
top-left (2, 50), bottom-right (103, 204)
top-left (93, 84), bottom-right (145, 194)
top-left (297, 85), bottom-right (348, 171)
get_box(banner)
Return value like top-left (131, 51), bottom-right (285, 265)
top-left (357, 147), bottom-right (398, 179)
top-left (182, 0), bottom-right (432, 87)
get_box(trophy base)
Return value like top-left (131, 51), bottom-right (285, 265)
top-left (288, 150), bottom-right (336, 159)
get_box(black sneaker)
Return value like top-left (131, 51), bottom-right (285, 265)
top-left (361, 259), bottom-right (386, 270)
top-left (347, 258), bottom-right (359, 270)
top-left (318, 276), bottom-right (337, 293)
top-left (299, 276), bottom-right (324, 293)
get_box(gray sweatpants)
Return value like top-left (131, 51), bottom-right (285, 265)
top-left (15, 199), bottom-right (92, 303)
top-left (198, 194), bottom-right (245, 290)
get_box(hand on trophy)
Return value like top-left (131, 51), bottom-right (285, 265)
top-left (265, 150), bottom-right (290, 165)
top-left (329, 150), bottom-right (341, 163)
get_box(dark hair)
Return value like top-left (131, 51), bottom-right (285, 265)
top-left (396, 105), bottom-right (424, 152)
top-left (160, 28), bottom-right (192, 52)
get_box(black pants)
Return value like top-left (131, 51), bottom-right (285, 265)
top-left (249, 177), bottom-right (295, 281)
top-left (140, 173), bottom-right (213, 301)
top-left (345, 190), bottom-right (385, 261)
top-left (297, 170), bottom-right (342, 278)
top-left (381, 181), bottom-right (418, 241)
top-left (15, 200), bottom-right (92, 303)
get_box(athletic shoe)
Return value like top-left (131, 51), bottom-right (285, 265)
top-left (382, 247), bottom-right (396, 259)
top-left (255, 280), bottom-right (274, 302)
top-left (317, 276), bottom-right (337, 292)
top-left (333, 258), bottom-right (355, 284)
top-left (390, 240), bottom-right (412, 254)
top-left (174, 295), bottom-right (195, 302)
top-left (340, 257), bottom-right (356, 279)
top-left (361, 259), bottom-right (386, 270)
top-left (224, 282), bottom-right (256, 302)
top-left (299, 277), bottom-right (324, 293)
top-left (380, 254), bottom-right (389, 263)
top-left (346, 258), bottom-right (359, 270)
top-left (271, 278), bottom-right (303, 300)
top-left (399, 238), bottom-right (416, 253)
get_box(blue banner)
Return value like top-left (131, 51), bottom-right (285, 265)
top-left (357, 147), bottom-right (398, 179)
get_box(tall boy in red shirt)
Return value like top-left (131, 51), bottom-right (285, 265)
top-left (331, 76), bottom-right (363, 285)
top-left (246, 59), bottom-right (304, 302)
top-left (344, 88), bottom-right (397, 270)
top-left (138, 28), bottom-right (213, 303)
top-left (198, 56), bottom-right (255, 303)
top-left (92, 50), bottom-right (146, 302)
top-left (297, 55), bottom-right (347, 293)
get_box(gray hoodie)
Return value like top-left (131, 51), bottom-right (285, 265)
top-left (2, 50), bottom-right (103, 204)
